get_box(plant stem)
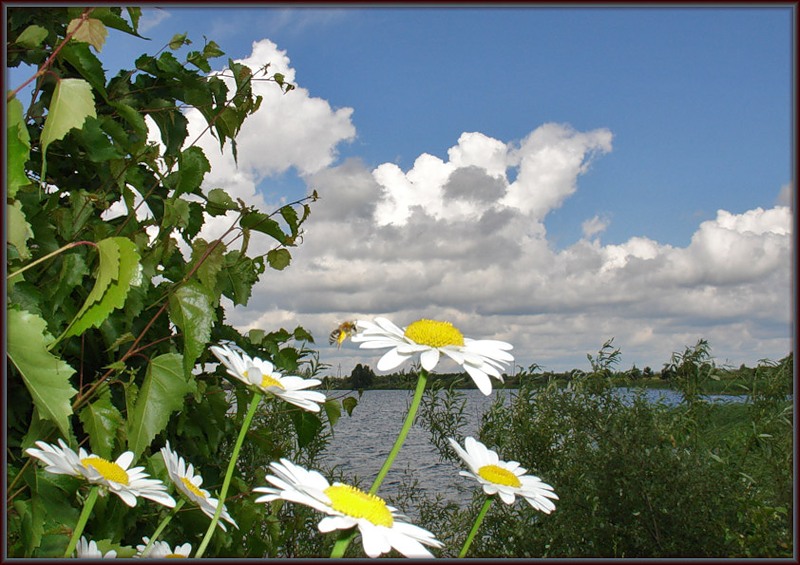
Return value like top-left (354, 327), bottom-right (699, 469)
top-left (194, 392), bottom-right (261, 558)
top-left (369, 368), bottom-right (428, 495)
top-left (7, 240), bottom-right (96, 280)
top-left (459, 496), bottom-right (493, 558)
top-left (63, 486), bottom-right (99, 557)
top-left (330, 369), bottom-right (429, 558)
top-left (141, 499), bottom-right (185, 555)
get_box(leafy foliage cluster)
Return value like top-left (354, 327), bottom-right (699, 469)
top-left (6, 8), bottom-right (341, 557)
top-left (411, 342), bottom-right (794, 557)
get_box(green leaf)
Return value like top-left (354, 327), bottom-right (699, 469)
top-left (240, 211), bottom-right (287, 243)
top-left (7, 96), bottom-right (32, 198)
top-left (164, 146), bottom-right (210, 196)
top-left (169, 282), bottom-right (216, 377)
top-left (342, 396), bottom-right (358, 417)
top-left (8, 200), bottom-right (33, 260)
top-left (62, 237), bottom-right (141, 340)
top-left (73, 117), bottom-right (123, 162)
top-left (289, 409), bottom-right (322, 449)
top-left (7, 309), bottom-right (77, 438)
top-left (169, 33), bottom-right (190, 50)
top-left (280, 205), bottom-right (300, 241)
top-left (13, 497), bottom-right (45, 557)
top-left (40, 78), bottom-right (96, 183)
top-left (67, 17), bottom-right (108, 52)
top-left (206, 188), bottom-right (238, 216)
top-left (127, 353), bottom-right (196, 459)
top-left (15, 24), bottom-right (48, 48)
top-left (60, 42), bottom-right (109, 102)
top-left (203, 40), bottom-right (224, 59)
top-left (267, 248), bottom-right (291, 271)
top-left (78, 387), bottom-right (123, 459)
top-left (191, 239), bottom-right (225, 293)
top-left (323, 399), bottom-right (342, 430)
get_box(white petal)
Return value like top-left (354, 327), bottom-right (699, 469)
top-left (377, 348), bottom-right (410, 371)
top-left (419, 348), bottom-right (440, 371)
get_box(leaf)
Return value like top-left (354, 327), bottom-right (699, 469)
top-left (67, 17), bottom-right (108, 52)
top-left (169, 282), bottom-right (216, 377)
top-left (267, 248), bottom-right (291, 271)
top-left (15, 24), bottom-right (48, 48)
top-left (191, 239), bottom-right (225, 293)
top-left (164, 146), bottom-right (210, 196)
top-left (13, 497), bottom-right (44, 557)
top-left (40, 78), bottom-right (96, 182)
top-left (7, 309), bottom-right (77, 438)
top-left (240, 211), bottom-right (287, 243)
top-left (62, 237), bottom-right (141, 340)
top-left (127, 353), bottom-right (195, 458)
top-left (206, 188), bottom-right (238, 216)
top-left (7, 96), bottom-right (32, 198)
top-left (8, 200), bottom-right (33, 260)
top-left (323, 399), bottom-right (342, 430)
top-left (169, 33), bottom-right (190, 50)
top-left (78, 387), bottom-right (123, 459)
top-left (60, 42), bottom-right (109, 102)
top-left (289, 409), bottom-right (322, 450)
top-left (342, 396), bottom-right (358, 417)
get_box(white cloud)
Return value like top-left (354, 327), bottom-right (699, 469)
top-left (777, 182), bottom-right (793, 207)
top-left (180, 40), bottom-right (792, 376)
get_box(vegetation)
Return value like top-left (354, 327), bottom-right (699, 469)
top-left (406, 344), bottom-right (794, 557)
top-left (6, 8), bottom-right (335, 558)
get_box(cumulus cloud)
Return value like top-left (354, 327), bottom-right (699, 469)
top-left (181, 39), bottom-right (792, 375)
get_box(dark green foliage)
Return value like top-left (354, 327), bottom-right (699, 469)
top-left (349, 363), bottom-right (376, 390)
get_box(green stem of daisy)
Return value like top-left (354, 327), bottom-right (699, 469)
top-left (195, 392), bottom-right (262, 558)
top-left (141, 498), bottom-right (185, 555)
top-left (459, 496), bottom-right (494, 558)
top-left (330, 369), bottom-right (429, 558)
top-left (63, 485), bottom-right (99, 557)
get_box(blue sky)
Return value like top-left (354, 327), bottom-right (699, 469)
top-left (114, 6), bottom-right (793, 249)
top-left (9, 6), bottom-right (793, 374)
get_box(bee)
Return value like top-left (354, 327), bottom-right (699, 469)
top-left (329, 321), bottom-right (357, 349)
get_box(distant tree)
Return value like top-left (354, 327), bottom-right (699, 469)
top-left (350, 363), bottom-right (375, 390)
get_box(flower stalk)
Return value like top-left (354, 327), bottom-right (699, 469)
top-left (63, 486), bottom-right (99, 558)
top-left (459, 496), bottom-right (493, 558)
top-left (194, 392), bottom-right (262, 557)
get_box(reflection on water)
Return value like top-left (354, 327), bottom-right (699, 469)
top-left (320, 388), bottom-right (745, 514)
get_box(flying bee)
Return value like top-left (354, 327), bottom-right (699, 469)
top-left (329, 321), bottom-right (357, 349)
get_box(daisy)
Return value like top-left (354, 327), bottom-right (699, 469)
top-left (448, 437), bottom-right (558, 513)
top-left (210, 344), bottom-right (326, 412)
top-left (254, 458), bottom-right (443, 558)
top-left (160, 441), bottom-right (238, 531)
top-left (26, 439), bottom-right (175, 509)
top-left (136, 537), bottom-right (192, 558)
top-left (351, 317), bottom-right (514, 395)
top-left (75, 536), bottom-right (117, 558)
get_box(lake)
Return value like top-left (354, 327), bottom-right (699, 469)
top-left (319, 387), bottom-right (744, 514)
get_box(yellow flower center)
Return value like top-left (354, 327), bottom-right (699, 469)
top-left (324, 484), bottom-right (394, 527)
top-left (81, 457), bottom-right (129, 485)
top-left (478, 464), bottom-right (521, 488)
top-left (404, 319), bottom-right (465, 348)
top-left (165, 554), bottom-right (187, 558)
top-left (243, 368), bottom-right (284, 390)
top-left (180, 477), bottom-right (206, 499)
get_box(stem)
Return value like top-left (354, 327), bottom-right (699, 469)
top-left (330, 369), bottom-right (429, 558)
top-left (369, 368), bottom-right (428, 495)
top-left (141, 499), bottom-right (185, 555)
top-left (63, 486), bottom-right (99, 557)
top-left (7, 241), bottom-right (96, 280)
top-left (459, 496), bottom-right (493, 558)
top-left (194, 392), bottom-right (261, 558)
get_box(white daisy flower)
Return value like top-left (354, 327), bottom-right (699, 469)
top-left (254, 458), bottom-right (443, 558)
top-left (136, 537), bottom-right (192, 558)
top-left (210, 344), bottom-right (326, 412)
top-left (75, 536), bottom-right (117, 558)
top-left (26, 440), bottom-right (175, 509)
top-left (160, 441), bottom-right (238, 531)
top-left (448, 437), bottom-right (558, 513)
top-left (351, 317), bottom-right (514, 395)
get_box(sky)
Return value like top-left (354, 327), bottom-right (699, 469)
top-left (9, 6), bottom-right (794, 377)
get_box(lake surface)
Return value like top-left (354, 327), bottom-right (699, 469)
top-left (319, 387), bottom-right (744, 514)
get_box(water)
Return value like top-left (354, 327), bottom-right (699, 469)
top-left (319, 387), bottom-right (746, 512)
